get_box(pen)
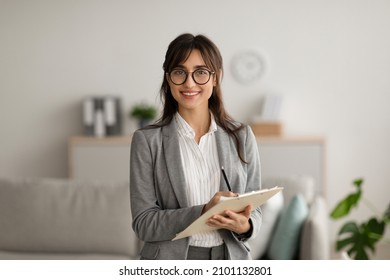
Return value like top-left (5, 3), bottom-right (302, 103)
top-left (221, 166), bottom-right (232, 192)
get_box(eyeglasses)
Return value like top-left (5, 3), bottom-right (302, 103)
top-left (168, 68), bottom-right (215, 85)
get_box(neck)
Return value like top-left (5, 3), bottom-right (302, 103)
top-left (178, 108), bottom-right (211, 141)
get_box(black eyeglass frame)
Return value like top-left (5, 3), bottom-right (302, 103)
top-left (167, 69), bottom-right (215, 85)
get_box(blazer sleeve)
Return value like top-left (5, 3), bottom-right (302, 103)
top-left (240, 125), bottom-right (262, 241)
top-left (130, 129), bottom-right (204, 242)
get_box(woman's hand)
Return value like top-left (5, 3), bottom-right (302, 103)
top-left (202, 192), bottom-right (253, 235)
top-left (206, 205), bottom-right (252, 234)
top-left (202, 191), bottom-right (238, 214)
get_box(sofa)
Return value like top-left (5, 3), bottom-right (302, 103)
top-left (249, 176), bottom-right (330, 260)
top-left (0, 177), bottom-right (139, 260)
top-left (0, 176), bottom-right (329, 260)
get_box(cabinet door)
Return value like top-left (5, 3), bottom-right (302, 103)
top-left (69, 137), bottom-right (130, 182)
top-left (258, 139), bottom-right (325, 196)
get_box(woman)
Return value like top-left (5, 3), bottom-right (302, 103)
top-left (130, 33), bottom-right (261, 260)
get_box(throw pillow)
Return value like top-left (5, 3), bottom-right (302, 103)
top-left (267, 193), bottom-right (309, 259)
top-left (300, 196), bottom-right (330, 259)
top-left (248, 192), bottom-right (284, 259)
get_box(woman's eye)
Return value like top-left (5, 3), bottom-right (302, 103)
top-left (172, 70), bottom-right (185, 76)
top-left (196, 69), bottom-right (208, 75)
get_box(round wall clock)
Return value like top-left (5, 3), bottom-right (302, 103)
top-left (231, 50), bottom-right (265, 84)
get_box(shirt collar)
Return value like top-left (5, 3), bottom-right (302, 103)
top-left (175, 112), bottom-right (217, 138)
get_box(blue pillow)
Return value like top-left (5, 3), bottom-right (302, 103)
top-left (268, 193), bottom-right (309, 259)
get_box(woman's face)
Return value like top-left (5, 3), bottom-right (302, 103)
top-left (167, 49), bottom-right (216, 115)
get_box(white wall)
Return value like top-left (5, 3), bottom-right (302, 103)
top-left (1, 0), bottom-right (390, 254)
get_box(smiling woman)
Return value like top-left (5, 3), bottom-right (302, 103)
top-left (129, 33), bottom-right (262, 260)
top-left (166, 49), bottom-right (215, 116)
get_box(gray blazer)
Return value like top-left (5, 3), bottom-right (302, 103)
top-left (130, 119), bottom-right (262, 260)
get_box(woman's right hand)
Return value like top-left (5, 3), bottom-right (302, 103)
top-left (202, 191), bottom-right (238, 214)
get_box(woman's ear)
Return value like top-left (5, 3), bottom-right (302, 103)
top-left (214, 69), bottom-right (223, 86)
top-left (166, 73), bottom-right (172, 86)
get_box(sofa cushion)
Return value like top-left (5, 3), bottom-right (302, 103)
top-left (299, 196), bottom-right (330, 259)
top-left (267, 193), bottom-right (309, 259)
top-left (248, 192), bottom-right (283, 259)
top-left (0, 251), bottom-right (133, 260)
top-left (0, 177), bottom-right (139, 258)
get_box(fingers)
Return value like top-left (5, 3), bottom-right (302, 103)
top-left (242, 205), bottom-right (253, 218)
top-left (215, 191), bottom-right (239, 199)
top-left (202, 191), bottom-right (238, 214)
top-left (206, 205), bottom-right (252, 234)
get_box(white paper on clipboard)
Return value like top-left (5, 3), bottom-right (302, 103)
top-left (172, 186), bottom-right (283, 241)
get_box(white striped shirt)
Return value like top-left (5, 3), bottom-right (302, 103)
top-left (175, 112), bottom-right (224, 247)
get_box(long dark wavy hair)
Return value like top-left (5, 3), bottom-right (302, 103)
top-left (154, 33), bottom-right (246, 163)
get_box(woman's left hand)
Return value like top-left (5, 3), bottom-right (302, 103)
top-left (206, 205), bottom-right (253, 234)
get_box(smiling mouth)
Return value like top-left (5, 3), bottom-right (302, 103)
top-left (181, 91), bottom-right (200, 96)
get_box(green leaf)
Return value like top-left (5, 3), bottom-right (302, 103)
top-left (353, 178), bottom-right (363, 189)
top-left (384, 203), bottom-right (390, 222)
top-left (330, 192), bottom-right (361, 219)
top-left (364, 218), bottom-right (385, 249)
top-left (338, 221), bottom-right (359, 234)
top-left (353, 248), bottom-right (369, 260)
top-left (335, 219), bottom-right (385, 260)
top-left (330, 178), bottom-right (363, 219)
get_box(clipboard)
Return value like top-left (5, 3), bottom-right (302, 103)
top-left (172, 186), bottom-right (283, 241)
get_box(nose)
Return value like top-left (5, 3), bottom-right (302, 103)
top-left (183, 72), bottom-right (196, 87)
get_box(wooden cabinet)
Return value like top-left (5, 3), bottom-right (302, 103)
top-left (68, 136), bottom-right (131, 182)
top-left (68, 135), bottom-right (325, 195)
top-left (257, 137), bottom-right (325, 196)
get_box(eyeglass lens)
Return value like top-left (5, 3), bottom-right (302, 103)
top-left (169, 69), bottom-right (212, 85)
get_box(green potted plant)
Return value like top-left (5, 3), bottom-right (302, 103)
top-left (330, 178), bottom-right (390, 259)
top-left (129, 103), bottom-right (157, 128)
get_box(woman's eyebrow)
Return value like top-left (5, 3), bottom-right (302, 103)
top-left (194, 65), bottom-right (209, 69)
top-left (174, 64), bottom-right (209, 70)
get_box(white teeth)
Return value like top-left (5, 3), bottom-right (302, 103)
top-left (182, 92), bottom-right (198, 96)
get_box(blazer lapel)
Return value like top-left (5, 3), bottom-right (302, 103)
top-left (215, 127), bottom-right (233, 192)
top-left (162, 120), bottom-right (189, 208)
